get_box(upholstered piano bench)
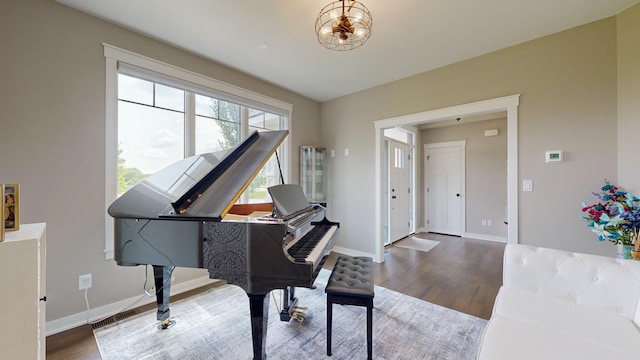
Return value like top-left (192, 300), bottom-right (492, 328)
top-left (325, 255), bottom-right (375, 360)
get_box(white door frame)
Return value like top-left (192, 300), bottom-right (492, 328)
top-left (425, 140), bottom-right (466, 236)
top-left (373, 94), bottom-right (520, 263)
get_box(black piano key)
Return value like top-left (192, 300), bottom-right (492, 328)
top-left (288, 225), bottom-right (331, 262)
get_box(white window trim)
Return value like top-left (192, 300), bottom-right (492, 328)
top-left (103, 43), bottom-right (292, 259)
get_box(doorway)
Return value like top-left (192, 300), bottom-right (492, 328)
top-left (373, 94), bottom-right (520, 263)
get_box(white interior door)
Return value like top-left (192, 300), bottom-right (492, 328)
top-left (389, 141), bottom-right (410, 242)
top-left (426, 141), bottom-right (465, 236)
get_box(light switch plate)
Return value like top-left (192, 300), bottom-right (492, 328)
top-left (523, 180), bottom-right (533, 192)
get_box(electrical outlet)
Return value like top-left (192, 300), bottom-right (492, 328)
top-left (487, 220), bottom-right (493, 227)
top-left (481, 220), bottom-right (487, 226)
top-left (79, 273), bottom-right (92, 290)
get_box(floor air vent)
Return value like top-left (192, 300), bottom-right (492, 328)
top-left (91, 310), bottom-right (137, 329)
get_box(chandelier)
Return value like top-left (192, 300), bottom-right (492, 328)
top-left (315, 0), bottom-right (373, 51)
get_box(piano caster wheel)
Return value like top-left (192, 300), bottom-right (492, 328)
top-left (158, 319), bottom-right (176, 330)
top-left (310, 285), bottom-right (317, 290)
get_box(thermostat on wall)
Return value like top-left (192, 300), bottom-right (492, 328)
top-left (545, 150), bottom-right (563, 163)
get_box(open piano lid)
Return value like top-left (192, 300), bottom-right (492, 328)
top-left (108, 130), bottom-right (288, 221)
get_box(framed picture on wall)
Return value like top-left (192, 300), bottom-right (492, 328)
top-left (3, 184), bottom-right (19, 232)
top-left (0, 184), bottom-right (4, 241)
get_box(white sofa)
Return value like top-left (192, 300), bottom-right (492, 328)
top-left (478, 244), bottom-right (640, 360)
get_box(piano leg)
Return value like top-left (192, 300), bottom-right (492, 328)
top-left (248, 293), bottom-right (269, 360)
top-left (279, 286), bottom-right (299, 321)
top-left (153, 265), bottom-right (174, 329)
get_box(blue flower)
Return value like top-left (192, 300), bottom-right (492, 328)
top-left (591, 223), bottom-right (615, 242)
top-left (602, 213), bottom-right (624, 227)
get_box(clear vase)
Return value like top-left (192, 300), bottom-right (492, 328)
top-left (622, 244), bottom-right (634, 259)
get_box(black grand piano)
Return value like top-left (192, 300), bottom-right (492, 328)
top-left (107, 130), bottom-right (339, 359)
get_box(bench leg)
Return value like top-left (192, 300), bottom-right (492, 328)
top-left (327, 297), bottom-right (332, 356)
top-left (367, 300), bottom-right (373, 360)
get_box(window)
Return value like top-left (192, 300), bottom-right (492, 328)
top-left (104, 44), bottom-right (292, 259)
top-left (117, 76), bottom-right (286, 200)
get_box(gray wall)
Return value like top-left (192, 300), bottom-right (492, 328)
top-left (322, 16), bottom-right (621, 257)
top-left (421, 118), bottom-right (508, 239)
top-left (0, 1), bottom-right (321, 326)
top-left (617, 5), bottom-right (640, 193)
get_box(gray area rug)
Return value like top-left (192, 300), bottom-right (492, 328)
top-left (94, 269), bottom-right (486, 359)
top-left (394, 236), bottom-right (440, 252)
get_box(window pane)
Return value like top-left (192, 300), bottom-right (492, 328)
top-left (264, 113), bottom-right (281, 130)
top-left (248, 125), bottom-right (263, 134)
top-left (245, 126), bottom-right (284, 203)
top-left (118, 74), bottom-right (153, 105)
top-left (155, 84), bottom-right (184, 112)
top-left (195, 94), bottom-right (218, 118)
top-left (195, 95), bottom-right (241, 123)
top-left (249, 109), bottom-right (281, 131)
top-left (248, 109), bottom-right (264, 128)
top-left (247, 153), bottom-right (282, 203)
top-left (196, 116), bottom-right (240, 154)
top-left (118, 101), bottom-right (184, 194)
top-left (218, 100), bottom-right (240, 122)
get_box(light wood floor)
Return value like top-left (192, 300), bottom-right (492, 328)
top-left (46, 233), bottom-right (504, 359)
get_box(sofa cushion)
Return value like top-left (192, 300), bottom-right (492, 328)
top-left (478, 286), bottom-right (640, 359)
top-left (503, 244), bottom-right (640, 325)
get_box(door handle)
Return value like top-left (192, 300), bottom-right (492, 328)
top-left (392, 195), bottom-right (397, 199)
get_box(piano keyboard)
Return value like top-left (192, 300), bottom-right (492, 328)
top-left (287, 224), bottom-right (337, 264)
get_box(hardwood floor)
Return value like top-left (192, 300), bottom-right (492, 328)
top-left (46, 234), bottom-right (504, 359)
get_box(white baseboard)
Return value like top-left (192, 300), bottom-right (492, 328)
top-left (463, 232), bottom-right (507, 243)
top-left (46, 276), bottom-right (220, 336)
top-left (415, 228), bottom-right (506, 243)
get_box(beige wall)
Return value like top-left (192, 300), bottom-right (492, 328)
top-left (2, 0), bottom-right (639, 330)
top-left (0, 1), bottom-right (320, 326)
top-left (322, 16), bottom-right (620, 257)
top-left (617, 5), bottom-right (640, 193)
top-left (421, 118), bottom-right (508, 239)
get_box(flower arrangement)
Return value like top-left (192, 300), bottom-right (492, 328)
top-left (581, 181), bottom-right (640, 247)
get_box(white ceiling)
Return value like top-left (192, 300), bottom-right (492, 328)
top-left (56, 0), bottom-right (639, 102)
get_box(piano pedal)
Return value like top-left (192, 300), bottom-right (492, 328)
top-left (157, 319), bottom-right (176, 330)
top-left (292, 310), bottom-right (305, 322)
top-left (292, 306), bottom-right (307, 322)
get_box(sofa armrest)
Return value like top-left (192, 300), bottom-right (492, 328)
top-left (503, 244), bottom-right (640, 322)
